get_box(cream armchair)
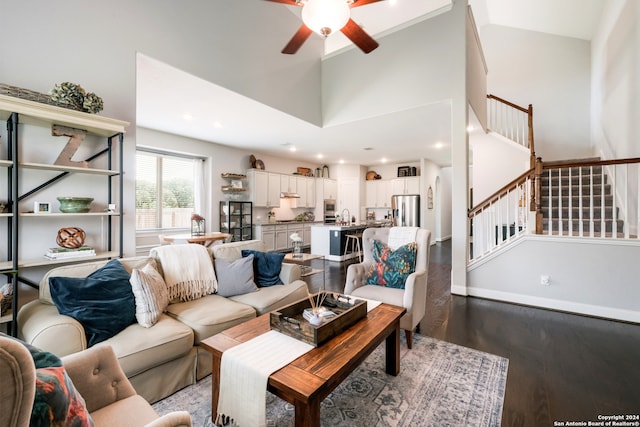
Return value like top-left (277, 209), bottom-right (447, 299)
top-left (344, 227), bottom-right (431, 349)
top-left (0, 334), bottom-right (191, 427)
top-left (0, 334), bottom-right (35, 427)
top-left (62, 345), bottom-right (192, 426)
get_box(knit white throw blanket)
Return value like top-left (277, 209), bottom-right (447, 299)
top-left (216, 330), bottom-right (313, 427)
top-left (150, 244), bottom-right (217, 301)
top-left (387, 226), bottom-right (419, 250)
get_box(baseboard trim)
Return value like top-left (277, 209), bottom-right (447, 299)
top-left (451, 284), bottom-right (468, 296)
top-left (467, 287), bottom-right (640, 324)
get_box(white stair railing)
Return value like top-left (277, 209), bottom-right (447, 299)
top-left (468, 173), bottom-right (532, 262)
top-left (540, 160), bottom-right (640, 239)
top-left (487, 94), bottom-right (533, 151)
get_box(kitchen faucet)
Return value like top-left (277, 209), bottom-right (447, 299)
top-left (341, 208), bottom-right (350, 225)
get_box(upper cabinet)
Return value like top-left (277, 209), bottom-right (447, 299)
top-left (391, 176), bottom-right (421, 195)
top-left (365, 180), bottom-right (392, 208)
top-left (248, 170), bottom-right (281, 207)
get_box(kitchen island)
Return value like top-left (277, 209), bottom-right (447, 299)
top-left (310, 224), bottom-right (369, 262)
top-left (254, 221), bottom-right (321, 252)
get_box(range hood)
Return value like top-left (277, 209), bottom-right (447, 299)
top-left (280, 191), bottom-right (300, 199)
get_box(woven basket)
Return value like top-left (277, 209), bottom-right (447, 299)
top-left (0, 283), bottom-right (12, 316)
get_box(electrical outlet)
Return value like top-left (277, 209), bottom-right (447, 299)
top-left (540, 275), bottom-right (550, 286)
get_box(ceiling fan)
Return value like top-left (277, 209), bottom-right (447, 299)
top-left (266, 0), bottom-right (384, 54)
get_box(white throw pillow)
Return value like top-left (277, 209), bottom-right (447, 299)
top-left (130, 261), bottom-right (170, 328)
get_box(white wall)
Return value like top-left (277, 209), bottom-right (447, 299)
top-left (437, 167), bottom-right (453, 241)
top-left (591, 0), bottom-right (640, 160)
top-left (471, 131), bottom-right (531, 203)
top-left (467, 236), bottom-right (640, 323)
top-left (479, 25), bottom-right (592, 161)
top-left (322, 7), bottom-right (467, 126)
top-left (0, 0), bottom-right (321, 257)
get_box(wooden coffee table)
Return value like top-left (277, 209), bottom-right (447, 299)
top-left (201, 303), bottom-right (405, 427)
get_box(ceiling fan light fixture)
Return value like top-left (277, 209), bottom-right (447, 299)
top-left (301, 0), bottom-right (350, 37)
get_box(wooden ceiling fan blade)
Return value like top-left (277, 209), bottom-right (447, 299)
top-left (350, 0), bottom-right (384, 8)
top-left (264, 0), bottom-right (302, 5)
top-left (282, 24), bottom-right (313, 54)
top-left (341, 18), bottom-right (379, 54)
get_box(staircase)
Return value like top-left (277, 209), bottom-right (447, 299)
top-left (469, 95), bottom-right (640, 263)
top-left (540, 159), bottom-right (624, 236)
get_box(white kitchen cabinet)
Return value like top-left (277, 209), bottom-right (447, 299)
top-left (295, 176), bottom-right (307, 206)
top-left (391, 176), bottom-right (421, 195)
top-left (365, 180), bottom-right (392, 208)
top-left (295, 176), bottom-right (315, 208)
top-left (306, 178), bottom-right (316, 208)
top-left (280, 175), bottom-right (297, 193)
top-left (365, 181), bottom-right (377, 208)
top-left (275, 226), bottom-right (290, 251)
top-left (253, 224), bottom-right (275, 251)
top-left (248, 170), bottom-right (281, 207)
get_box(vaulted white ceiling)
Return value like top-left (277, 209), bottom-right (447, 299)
top-left (136, 0), bottom-right (606, 167)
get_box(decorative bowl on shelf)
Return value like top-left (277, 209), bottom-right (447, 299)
top-left (57, 197), bottom-right (94, 213)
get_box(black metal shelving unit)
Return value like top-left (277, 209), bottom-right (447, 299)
top-left (220, 201), bottom-right (253, 242)
top-left (0, 95), bottom-right (127, 336)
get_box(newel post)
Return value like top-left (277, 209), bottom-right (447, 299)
top-left (534, 157), bottom-right (543, 234)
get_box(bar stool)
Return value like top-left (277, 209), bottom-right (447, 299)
top-left (344, 233), bottom-right (363, 263)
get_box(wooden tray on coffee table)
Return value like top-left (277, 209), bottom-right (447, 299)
top-left (270, 292), bottom-right (367, 347)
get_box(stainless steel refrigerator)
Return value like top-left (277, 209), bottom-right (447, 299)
top-left (391, 194), bottom-right (420, 227)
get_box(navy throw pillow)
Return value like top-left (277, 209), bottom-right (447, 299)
top-left (241, 250), bottom-right (284, 287)
top-left (50, 259), bottom-right (136, 347)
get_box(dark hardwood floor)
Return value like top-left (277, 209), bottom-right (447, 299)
top-left (304, 242), bottom-right (640, 426)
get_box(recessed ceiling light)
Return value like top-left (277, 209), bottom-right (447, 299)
top-left (212, 121), bottom-right (222, 128)
top-left (339, 159), bottom-right (345, 164)
top-left (183, 113), bottom-right (193, 120)
top-left (381, 158), bottom-right (388, 163)
top-left (435, 142), bottom-right (444, 149)
top-left (289, 146), bottom-right (297, 152)
top-left (317, 154), bottom-right (324, 159)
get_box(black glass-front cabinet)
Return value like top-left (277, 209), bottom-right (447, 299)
top-left (219, 201), bottom-right (252, 242)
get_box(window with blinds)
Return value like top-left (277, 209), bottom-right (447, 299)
top-left (135, 150), bottom-right (203, 230)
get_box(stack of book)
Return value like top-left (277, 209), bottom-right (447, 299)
top-left (44, 246), bottom-right (96, 260)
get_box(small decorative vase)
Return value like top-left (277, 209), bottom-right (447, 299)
top-left (292, 241), bottom-right (303, 258)
top-left (191, 219), bottom-right (205, 236)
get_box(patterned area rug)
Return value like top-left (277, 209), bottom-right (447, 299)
top-left (153, 334), bottom-right (508, 426)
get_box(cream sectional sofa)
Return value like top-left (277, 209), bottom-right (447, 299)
top-left (17, 239), bottom-right (308, 403)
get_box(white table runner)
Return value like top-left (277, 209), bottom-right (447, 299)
top-left (217, 330), bottom-right (313, 427)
